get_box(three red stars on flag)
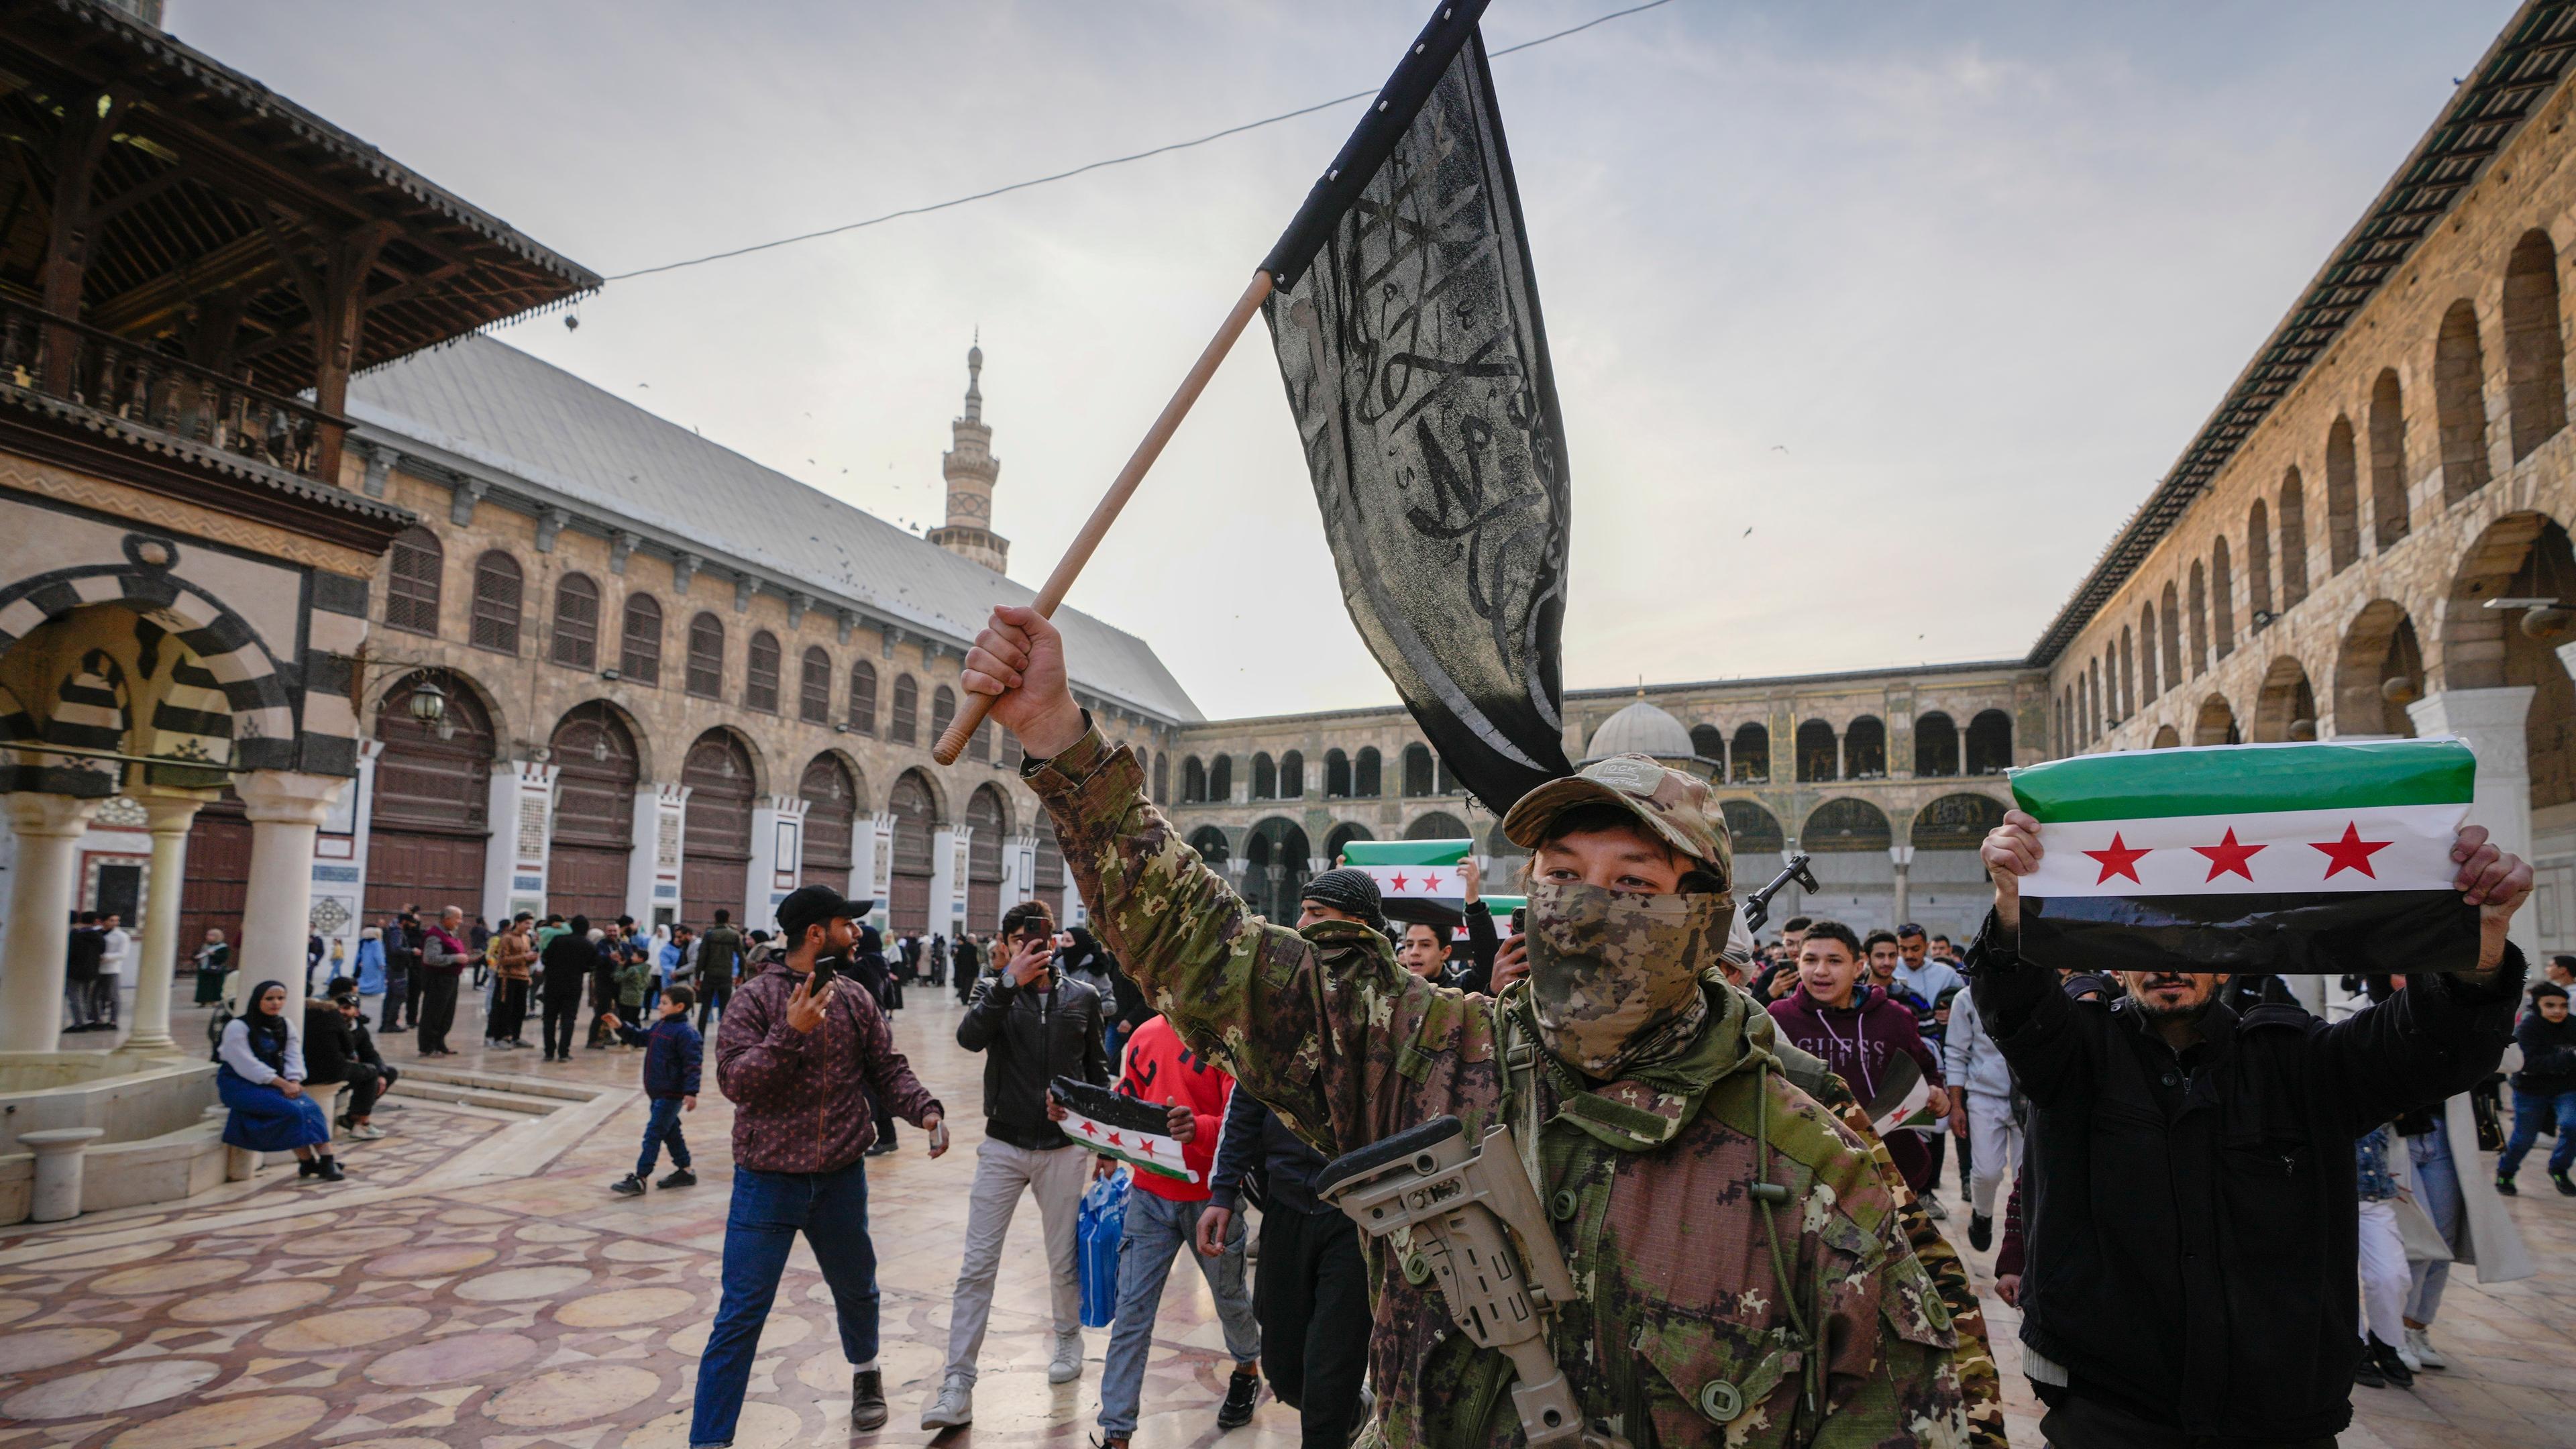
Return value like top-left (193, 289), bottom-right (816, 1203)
top-left (2084, 822), bottom-right (2395, 884)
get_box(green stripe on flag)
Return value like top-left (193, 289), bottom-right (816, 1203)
top-left (2011, 737), bottom-right (2474, 823)
top-left (1342, 839), bottom-right (1470, 865)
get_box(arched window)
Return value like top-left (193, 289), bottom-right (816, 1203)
top-left (889, 675), bottom-right (918, 743)
top-left (1252, 752), bottom-right (1277, 800)
top-left (1402, 743), bottom-right (1436, 796)
top-left (1914, 712), bottom-right (1958, 776)
top-left (2086, 658), bottom-right (2101, 743)
top-left (1324, 748), bottom-right (1350, 798)
top-left (847, 661), bottom-right (877, 734)
top-left (745, 630), bottom-right (782, 713)
top-left (2211, 537), bottom-right (2235, 658)
top-left (2118, 628), bottom-right (2137, 720)
top-left (2369, 369), bottom-right (2410, 549)
top-left (385, 525), bottom-right (442, 636)
top-left (1182, 755), bottom-right (1207, 802)
top-left (2161, 580), bottom-right (2184, 690)
top-left (2434, 299), bottom-right (2491, 504)
top-left (2140, 605), bottom-right (2160, 702)
top-left (1005, 733), bottom-right (1026, 771)
top-left (1209, 754), bottom-right (1233, 801)
top-left (1354, 747), bottom-right (1381, 798)
top-left (930, 684), bottom-right (956, 742)
top-left (2505, 229), bottom-right (2567, 460)
top-left (1689, 724), bottom-right (1725, 763)
top-left (1845, 716), bottom-right (1886, 777)
top-left (1151, 751), bottom-right (1169, 800)
top-left (800, 647), bottom-right (831, 723)
top-left (2187, 560), bottom-right (2208, 674)
top-left (1731, 723), bottom-right (1769, 782)
top-left (2246, 499), bottom-right (2273, 623)
top-left (621, 592), bottom-right (662, 684)
top-left (2277, 472), bottom-right (2308, 608)
top-left (1795, 720), bottom-right (1837, 782)
top-left (470, 551), bottom-right (523, 653)
top-left (969, 718), bottom-right (992, 763)
top-left (686, 612), bottom-right (724, 698)
top-left (551, 572), bottom-right (600, 669)
top-left (2324, 419), bottom-right (2360, 574)
top-left (2057, 688), bottom-right (2073, 759)
top-left (1280, 749), bottom-right (1305, 798)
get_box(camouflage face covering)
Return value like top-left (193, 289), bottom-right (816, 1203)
top-left (1525, 881), bottom-right (1731, 1079)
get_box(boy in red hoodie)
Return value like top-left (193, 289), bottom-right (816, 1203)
top-left (1091, 1012), bottom-right (1261, 1446)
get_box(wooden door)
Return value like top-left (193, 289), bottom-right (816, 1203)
top-left (549, 703), bottom-right (639, 922)
top-left (888, 771), bottom-right (936, 936)
top-left (681, 731), bottom-right (754, 926)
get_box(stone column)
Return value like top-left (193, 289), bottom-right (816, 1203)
top-left (930, 825), bottom-right (969, 941)
top-left (115, 794), bottom-right (204, 1058)
top-left (1888, 843), bottom-right (1916, 928)
top-left (234, 771), bottom-right (347, 1028)
top-left (2407, 686), bottom-right (2539, 957)
top-left (1, 793), bottom-right (101, 1053)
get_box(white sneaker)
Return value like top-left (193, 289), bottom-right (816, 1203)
top-left (2404, 1326), bottom-right (2447, 1371)
top-left (348, 1123), bottom-right (387, 1140)
top-left (1049, 1329), bottom-right (1084, 1383)
top-left (1923, 1194), bottom-right (1950, 1222)
top-left (920, 1375), bottom-right (973, 1430)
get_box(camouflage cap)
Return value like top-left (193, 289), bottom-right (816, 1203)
top-left (1501, 754), bottom-right (1733, 892)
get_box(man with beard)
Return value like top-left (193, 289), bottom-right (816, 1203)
top-left (961, 603), bottom-right (1967, 1447)
top-left (1973, 808), bottom-right (2532, 1448)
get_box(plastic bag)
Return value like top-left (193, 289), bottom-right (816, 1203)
top-left (1077, 1167), bottom-right (1130, 1328)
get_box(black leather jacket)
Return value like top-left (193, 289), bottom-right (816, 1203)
top-left (957, 969), bottom-right (1108, 1150)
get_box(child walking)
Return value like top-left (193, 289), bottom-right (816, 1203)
top-left (607, 985), bottom-right (702, 1195)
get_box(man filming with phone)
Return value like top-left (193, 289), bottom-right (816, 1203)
top-left (692, 884), bottom-right (947, 1447)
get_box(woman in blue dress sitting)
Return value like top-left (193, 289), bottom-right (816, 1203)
top-left (217, 980), bottom-right (346, 1182)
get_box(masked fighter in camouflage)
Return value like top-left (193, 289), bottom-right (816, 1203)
top-left (965, 605), bottom-right (1978, 1448)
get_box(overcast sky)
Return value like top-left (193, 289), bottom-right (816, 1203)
top-left (184, 0), bottom-right (2520, 720)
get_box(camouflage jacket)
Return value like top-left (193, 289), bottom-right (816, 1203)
top-left (1030, 729), bottom-right (1968, 1448)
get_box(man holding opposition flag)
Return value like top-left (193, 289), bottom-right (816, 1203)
top-left (1972, 736), bottom-right (2532, 1449)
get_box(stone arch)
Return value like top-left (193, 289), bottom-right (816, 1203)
top-left (1243, 816), bottom-right (1313, 924)
top-left (2332, 600), bottom-right (2425, 739)
top-left (2247, 498), bottom-right (2275, 622)
top-left (2139, 604), bottom-right (2161, 703)
top-left (0, 557), bottom-right (294, 753)
top-left (1913, 711), bottom-right (1959, 777)
top-left (1280, 749), bottom-right (1305, 798)
top-left (549, 700), bottom-right (641, 921)
top-left (551, 571), bottom-right (602, 670)
top-left (2212, 535), bottom-right (2236, 657)
top-left (2251, 655), bottom-right (2319, 743)
top-left (1324, 747), bottom-right (1351, 798)
top-left (1402, 743), bottom-right (1436, 796)
top-left (1794, 720), bottom-right (1837, 782)
top-left (1208, 753), bottom-right (1234, 801)
top-left (800, 752), bottom-right (862, 890)
top-left (680, 729), bottom-right (761, 926)
top-left (2440, 511), bottom-right (2573, 689)
top-left (1354, 746), bottom-right (1383, 797)
top-left (2369, 368), bottom-right (2412, 550)
top-left (1690, 723), bottom-right (1726, 761)
top-left (2325, 418), bottom-right (2361, 574)
top-left (1966, 709), bottom-right (2012, 774)
top-left (2435, 299), bottom-right (2492, 504)
top-left (1181, 755), bottom-right (1207, 802)
top-left (2504, 228), bottom-right (2568, 461)
top-left (965, 784), bottom-right (1012, 931)
top-left (1187, 826), bottom-right (1232, 867)
top-left (1845, 716), bottom-right (1887, 778)
top-left (1802, 798), bottom-right (1890, 853)
top-left (0, 645), bottom-right (129, 796)
top-left (1721, 799), bottom-right (1784, 855)
top-left (2187, 559), bottom-right (2210, 674)
top-left (887, 767), bottom-right (943, 936)
top-left (2194, 693), bottom-right (2241, 747)
top-left (1911, 793), bottom-right (2006, 851)
top-left (1252, 751), bottom-right (1277, 800)
top-left (2278, 470), bottom-right (2308, 607)
top-left (1731, 723), bottom-right (1770, 783)
top-left (2159, 580), bottom-right (2184, 690)
top-left (2151, 724), bottom-right (2183, 749)
top-left (1406, 810), bottom-right (1472, 841)
top-left (367, 666), bottom-right (498, 918)
top-left (1324, 821), bottom-right (1375, 864)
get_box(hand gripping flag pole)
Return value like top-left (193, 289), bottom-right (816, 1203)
top-left (934, 0), bottom-right (1501, 767)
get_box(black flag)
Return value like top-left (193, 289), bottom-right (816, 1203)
top-left (1261, 0), bottom-right (1574, 816)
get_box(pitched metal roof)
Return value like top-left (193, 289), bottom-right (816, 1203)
top-left (2027, 0), bottom-right (2576, 667)
top-left (346, 335), bottom-right (1201, 724)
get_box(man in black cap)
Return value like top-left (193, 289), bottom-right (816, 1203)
top-left (695, 883), bottom-right (943, 1445)
top-left (1293, 867), bottom-right (1387, 937)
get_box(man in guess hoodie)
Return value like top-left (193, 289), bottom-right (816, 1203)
top-left (1089, 1011), bottom-right (1261, 1449)
top-left (1767, 919), bottom-right (1951, 1193)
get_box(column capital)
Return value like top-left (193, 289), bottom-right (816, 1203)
top-left (133, 791), bottom-right (207, 833)
top-left (2406, 686), bottom-right (2539, 750)
top-left (235, 770), bottom-right (347, 826)
top-left (6, 792), bottom-right (100, 837)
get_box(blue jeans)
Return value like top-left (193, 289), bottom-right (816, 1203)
top-left (2405, 1119), bottom-right (2461, 1322)
top-left (2500, 1087), bottom-right (2576, 1178)
top-left (690, 1159), bottom-right (879, 1447)
top-left (1098, 1189), bottom-right (1260, 1438)
top-left (637, 1096), bottom-right (691, 1179)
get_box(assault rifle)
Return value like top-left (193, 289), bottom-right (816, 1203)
top-left (1739, 851), bottom-right (1817, 935)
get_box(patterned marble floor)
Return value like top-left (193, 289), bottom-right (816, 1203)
top-left (6, 984), bottom-right (2575, 1448)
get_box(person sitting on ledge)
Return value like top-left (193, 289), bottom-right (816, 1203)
top-left (218, 980), bottom-right (346, 1183)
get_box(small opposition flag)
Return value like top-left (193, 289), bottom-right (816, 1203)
top-left (1259, 0), bottom-right (1576, 817)
top-left (1344, 838), bottom-right (1472, 926)
top-left (1051, 1076), bottom-right (1196, 1184)
top-left (2011, 737), bottom-right (2480, 975)
top-left (1865, 1053), bottom-right (1940, 1139)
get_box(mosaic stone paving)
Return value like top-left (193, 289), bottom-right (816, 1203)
top-left (5, 991), bottom-right (2575, 1447)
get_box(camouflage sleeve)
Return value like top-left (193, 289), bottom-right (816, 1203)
top-left (1813, 1077), bottom-right (2003, 1449)
top-left (1024, 725), bottom-right (1503, 1159)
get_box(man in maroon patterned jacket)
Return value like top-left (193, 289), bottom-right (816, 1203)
top-left (690, 885), bottom-right (947, 1446)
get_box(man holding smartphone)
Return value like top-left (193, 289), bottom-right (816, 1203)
top-left (694, 884), bottom-right (947, 1446)
top-left (922, 902), bottom-right (1108, 1430)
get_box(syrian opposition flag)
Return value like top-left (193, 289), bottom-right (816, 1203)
top-left (1343, 839), bottom-right (1472, 926)
top-left (1865, 1054), bottom-right (1941, 1138)
top-left (2012, 737), bottom-right (2479, 975)
top-left (1051, 1077), bottom-right (1196, 1184)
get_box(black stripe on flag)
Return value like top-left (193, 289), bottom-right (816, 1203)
top-left (2021, 891), bottom-right (2479, 976)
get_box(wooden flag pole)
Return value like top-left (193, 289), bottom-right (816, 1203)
top-left (933, 268), bottom-right (1277, 765)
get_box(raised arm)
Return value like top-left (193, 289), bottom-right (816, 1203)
top-left (1969, 811), bottom-right (2098, 1104)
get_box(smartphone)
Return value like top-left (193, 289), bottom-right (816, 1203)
top-left (808, 956), bottom-right (839, 994)
top-left (1510, 908), bottom-right (1527, 934)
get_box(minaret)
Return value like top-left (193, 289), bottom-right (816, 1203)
top-left (928, 336), bottom-right (1008, 574)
